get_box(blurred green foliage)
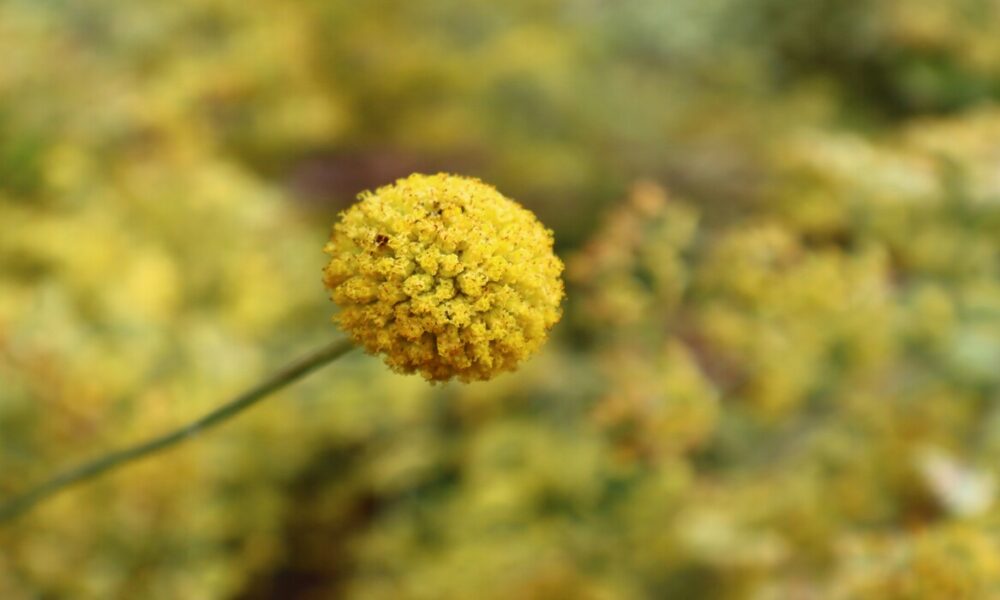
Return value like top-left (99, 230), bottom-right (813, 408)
top-left (1, 0), bottom-right (999, 598)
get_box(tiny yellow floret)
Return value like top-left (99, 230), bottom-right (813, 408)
top-left (323, 173), bottom-right (564, 382)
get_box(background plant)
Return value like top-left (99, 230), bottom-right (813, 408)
top-left (1, 0), bottom-right (999, 598)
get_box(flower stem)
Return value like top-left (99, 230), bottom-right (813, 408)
top-left (0, 337), bottom-right (357, 524)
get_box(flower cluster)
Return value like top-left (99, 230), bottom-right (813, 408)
top-left (324, 173), bottom-right (564, 382)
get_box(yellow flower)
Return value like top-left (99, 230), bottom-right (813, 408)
top-left (323, 173), bottom-right (564, 382)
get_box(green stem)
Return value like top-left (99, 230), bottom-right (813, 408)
top-left (0, 337), bottom-right (356, 524)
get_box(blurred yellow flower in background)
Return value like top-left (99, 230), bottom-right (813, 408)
top-left (2, 0), bottom-right (1000, 597)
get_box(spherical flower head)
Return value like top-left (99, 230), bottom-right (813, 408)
top-left (323, 173), bottom-right (564, 382)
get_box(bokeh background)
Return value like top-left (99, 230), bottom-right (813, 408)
top-left (2, 0), bottom-right (1000, 598)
